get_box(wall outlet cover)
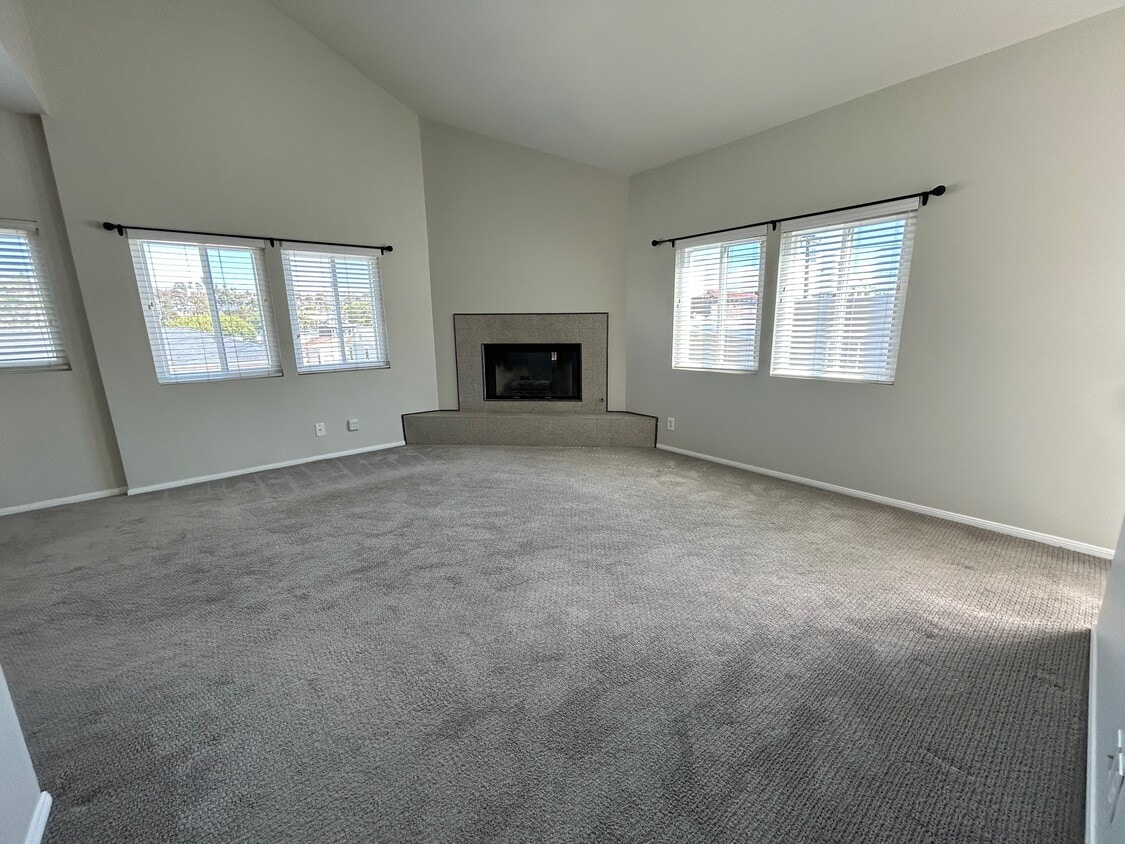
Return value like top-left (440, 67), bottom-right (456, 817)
top-left (347, 418), bottom-right (360, 431)
top-left (314, 422), bottom-right (326, 437)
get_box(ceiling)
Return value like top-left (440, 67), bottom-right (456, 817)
top-left (0, 0), bottom-right (45, 113)
top-left (266, 0), bottom-right (1123, 174)
top-left (0, 44), bottom-right (41, 113)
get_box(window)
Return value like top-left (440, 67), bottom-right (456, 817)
top-left (771, 198), bottom-right (918, 384)
top-left (281, 248), bottom-right (389, 373)
top-left (672, 227), bottom-right (766, 372)
top-left (128, 236), bottom-right (281, 383)
top-left (0, 221), bottom-right (68, 371)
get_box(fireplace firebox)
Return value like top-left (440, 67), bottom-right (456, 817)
top-left (482, 343), bottom-right (581, 401)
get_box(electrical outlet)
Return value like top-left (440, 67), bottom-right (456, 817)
top-left (347, 418), bottom-right (360, 432)
top-left (314, 422), bottom-right (326, 437)
top-left (667, 417), bottom-right (675, 431)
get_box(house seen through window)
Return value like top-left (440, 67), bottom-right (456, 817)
top-left (128, 236), bottom-right (281, 383)
top-left (671, 228), bottom-right (766, 373)
top-left (281, 248), bottom-right (389, 373)
top-left (771, 199), bottom-right (918, 384)
top-left (0, 221), bottom-right (69, 372)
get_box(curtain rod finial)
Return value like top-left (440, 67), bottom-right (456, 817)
top-left (931, 185), bottom-right (947, 196)
top-left (384, 245), bottom-right (393, 253)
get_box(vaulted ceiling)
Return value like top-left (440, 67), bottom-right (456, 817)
top-left (266, 0), bottom-right (1122, 174)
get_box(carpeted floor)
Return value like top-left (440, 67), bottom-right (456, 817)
top-left (0, 446), bottom-right (1106, 843)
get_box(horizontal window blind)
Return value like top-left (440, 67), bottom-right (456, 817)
top-left (281, 248), bottom-right (389, 373)
top-left (672, 228), bottom-right (766, 373)
top-left (771, 198), bottom-right (918, 384)
top-left (128, 237), bottom-right (281, 383)
top-left (0, 221), bottom-right (69, 372)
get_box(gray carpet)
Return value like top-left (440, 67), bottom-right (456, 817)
top-left (0, 446), bottom-right (1105, 843)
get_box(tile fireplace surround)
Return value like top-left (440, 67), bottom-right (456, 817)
top-left (402, 312), bottom-right (656, 447)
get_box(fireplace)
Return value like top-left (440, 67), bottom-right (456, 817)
top-left (403, 312), bottom-right (656, 446)
top-left (452, 313), bottom-right (606, 413)
top-left (482, 343), bottom-right (581, 401)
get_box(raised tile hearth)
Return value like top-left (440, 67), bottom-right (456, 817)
top-left (403, 312), bottom-right (656, 447)
top-left (402, 410), bottom-right (656, 447)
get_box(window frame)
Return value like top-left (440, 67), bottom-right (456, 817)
top-left (769, 198), bottom-right (919, 385)
top-left (128, 233), bottom-right (283, 385)
top-left (280, 245), bottom-right (390, 375)
top-left (0, 219), bottom-right (70, 373)
top-left (671, 226), bottom-right (768, 375)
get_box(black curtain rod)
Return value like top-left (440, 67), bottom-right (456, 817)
top-left (101, 222), bottom-right (393, 254)
top-left (650, 185), bottom-right (946, 248)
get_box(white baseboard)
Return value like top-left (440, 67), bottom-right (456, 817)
top-left (127, 441), bottom-right (407, 495)
top-left (0, 487), bottom-right (127, 518)
top-left (23, 791), bottom-right (51, 844)
top-left (1088, 628), bottom-right (1098, 844)
top-left (656, 443), bottom-right (1114, 558)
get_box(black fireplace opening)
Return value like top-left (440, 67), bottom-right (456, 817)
top-left (482, 343), bottom-right (581, 401)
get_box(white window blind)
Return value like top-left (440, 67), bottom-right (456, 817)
top-left (0, 221), bottom-right (68, 371)
top-left (771, 198), bottom-right (918, 384)
top-left (672, 228), bottom-right (766, 372)
top-left (281, 247), bottom-right (389, 373)
top-left (128, 235), bottom-right (281, 383)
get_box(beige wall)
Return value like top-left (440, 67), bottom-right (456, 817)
top-left (0, 111), bottom-right (123, 510)
top-left (626, 10), bottom-right (1125, 548)
top-left (23, 0), bottom-right (438, 491)
top-left (420, 121), bottom-right (629, 410)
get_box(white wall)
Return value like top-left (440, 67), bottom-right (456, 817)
top-left (0, 111), bottom-right (123, 510)
top-left (420, 120), bottom-right (629, 410)
top-left (0, 663), bottom-right (45, 844)
top-left (1091, 524), bottom-right (1125, 841)
top-left (23, 0), bottom-right (439, 491)
top-left (625, 10), bottom-right (1125, 549)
